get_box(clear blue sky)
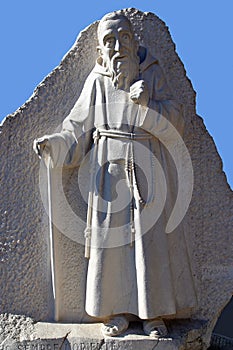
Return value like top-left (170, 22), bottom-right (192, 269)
top-left (1, 1), bottom-right (232, 188)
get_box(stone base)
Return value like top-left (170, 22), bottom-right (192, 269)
top-left (1, 319), bottom-right (212, 350)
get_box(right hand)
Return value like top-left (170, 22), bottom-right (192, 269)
top-left (130, 80), bottom-right (149, 107)
top-left (33, 136), bottom-right (51, 158)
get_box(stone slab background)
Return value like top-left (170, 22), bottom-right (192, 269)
top-left (0, 8), bottom-right (232, 340)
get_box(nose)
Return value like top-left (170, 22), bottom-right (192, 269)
top-left (114, 39), bottom-right (121, 52)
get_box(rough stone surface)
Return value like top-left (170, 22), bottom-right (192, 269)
top-left (0, 8), bottom-right (233, 350)
top-left (0, 317), bottom-right (211, 350)
top-left (0, 314), bottom-right (34, 347)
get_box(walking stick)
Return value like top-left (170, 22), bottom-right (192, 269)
top-left (34, 138), bottom-right (58, 321)
top-left (46, 155), bottom-right (58, 321)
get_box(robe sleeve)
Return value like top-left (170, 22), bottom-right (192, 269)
top-left (43, 130), bottom-right (77, 168)
top-left (45, 71), bottom-right (98, 168)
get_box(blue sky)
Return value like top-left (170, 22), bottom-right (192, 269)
top-left (1, 1), bottom-right (232, 188)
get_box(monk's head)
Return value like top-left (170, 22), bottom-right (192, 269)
top-left (97, 12), bottom-right (140, 89)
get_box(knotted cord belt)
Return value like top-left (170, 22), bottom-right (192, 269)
top-left (94, 129), bottom-right (153, 141)
top-left (84, 128), bottom-right (153, 258)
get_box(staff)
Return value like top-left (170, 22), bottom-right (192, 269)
top-left (47, 156), bottom-right (56, 306)
top-left (34, 139), bottom-right (58, 321)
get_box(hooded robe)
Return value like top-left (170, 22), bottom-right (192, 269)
top-left (48, 48), bottom-right (197, 319)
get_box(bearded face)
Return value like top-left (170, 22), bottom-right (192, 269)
top-left (98, 17), bottom-right (140, 90)
top-left (107, 46), bottom-right (139, 90)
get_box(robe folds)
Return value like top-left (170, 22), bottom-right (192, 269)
top-left (48, 49), bottom-right (197, 319)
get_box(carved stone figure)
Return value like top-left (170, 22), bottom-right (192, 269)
top-left (34, 11), bottom-right (197, 338)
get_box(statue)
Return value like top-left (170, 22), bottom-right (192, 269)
top-left (34, 11), bottom-right (197, 339)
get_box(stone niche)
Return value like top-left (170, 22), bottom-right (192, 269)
top-left (0, 7), bottom-right (232, 350)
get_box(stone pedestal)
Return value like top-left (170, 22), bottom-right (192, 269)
top-left (2, 319), bottom-right (211, 350)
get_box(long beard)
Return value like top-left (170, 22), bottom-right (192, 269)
top-left (106, 50), bottom-right (140, 90)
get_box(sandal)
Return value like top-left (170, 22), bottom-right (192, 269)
top-left (143, 318), bottom-right (168, 338)
top-left (102, 315), bottom-right (129, 337)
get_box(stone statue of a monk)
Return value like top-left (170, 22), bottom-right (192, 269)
top-left (34, 11), bottom-right (197, 338)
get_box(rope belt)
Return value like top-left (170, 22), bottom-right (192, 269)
top-left (84, 128), bottom-right (153, 258)
top-left (93, 128), bottom-right (153, 141)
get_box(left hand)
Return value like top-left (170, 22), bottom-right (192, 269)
top-left (130, 80), bottom-right (149, 107)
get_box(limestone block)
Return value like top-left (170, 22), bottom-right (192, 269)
top-left (0, 7), bottom-right (233, 350)
top-left (0, 317), bottom-right (211, 350)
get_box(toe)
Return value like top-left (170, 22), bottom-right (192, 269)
top-left (150, 330), bottom-right (159, 338)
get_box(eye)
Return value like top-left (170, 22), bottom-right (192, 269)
top-left (104, 36), bottom-right (115, 48)
top-left (121, 33), bottom-right (130, 43)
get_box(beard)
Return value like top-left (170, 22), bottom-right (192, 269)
top-left (104, 49), bottom-right (140, 90)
